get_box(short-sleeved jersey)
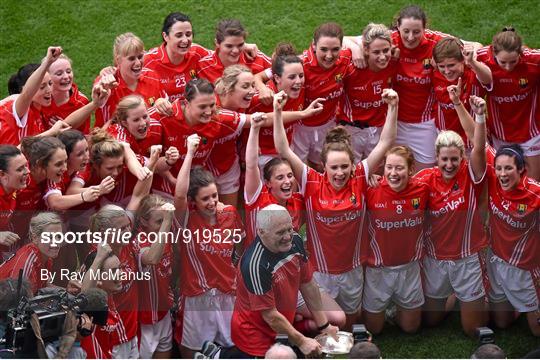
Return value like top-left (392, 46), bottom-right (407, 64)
top-left (144, 43), bottom-right (211, 102)
top-left (41, 83), bottom-right (90, 133)
top-left (94, 69), bottom-right (166, 128)
top-left (340, 59), bottom-right (397, 127)
top-left (391, 29), bottom-right (446, 123)
top-left (365, 178), bottom-right (429, 267)
top-left (476, 46), bottom-right (540, 142)
top-left (415, 161), bottom-right (488, 260)
top-left (196, 49), bottom-right (271, 84)
top-left (179, 205), bottom-right (245, 297)
top-left (244, 181), bottom-right (304, 248)
top-left (206, 108), bottom-right (247, 177)
top-left (0, 244), bottom-right (52, 294)
top-left (301, 162), bottom-right (368, 274)
top-left (486, 168), bottom-right (539, 270)
top-left (302, 47), bottom-right (352, 127)
top-left (106, 112), bottom-right (162, 158)
top-left (231, 234), bottom-right (312, 357)
top-left (432, 66), bottom-right (489, 141)
top-left (247, 80), bottom-right (305, 155)
top-left (0, 96), bottom-right (45, 145)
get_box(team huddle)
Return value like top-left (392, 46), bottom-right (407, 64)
top-left (0, 3), bottom-right (539, 359)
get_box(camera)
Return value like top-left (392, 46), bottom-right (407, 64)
top-left (352, 324), bottom-right (370, 343)
top-left (476, 327), bottom-right (495, 345)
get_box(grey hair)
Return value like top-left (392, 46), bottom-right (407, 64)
top-left (256, 204), bottom-right (290, 231)
top-left (265, 343), bottom-right (297, 359)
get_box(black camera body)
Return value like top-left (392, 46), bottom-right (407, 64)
top-left (352, 324), bottom-right (370, 343)
top-left (476, 327), bottom-right (495, 345)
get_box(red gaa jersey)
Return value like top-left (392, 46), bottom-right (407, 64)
top-left (231, 234), bottom-right (312, 357)
top-left (301, 47), bottom-right (352, 127)
top-left (340, 59), bottom-right (397, 127)
top-left (476, 46), bottom-right (540, 142)
top-left (486, 167), bottom-right (539, 270)
top-left (106, 112), bottom-right (162, 158)
top-left (301, 162), bottom-right (368, 274)
top-left (432, 66), bottom-right (489, 141)
top-left (42, 83), bottom-right (90, 133)
top-left (13, 174), bottom-right (46, 240)
top-left (145, 43), bottom-right (211, 102)
top-left (0, 243), bottom-right (52, 294)
top-left (179, 205), bottom-right (245, 297)
top-left (392, 29), bottom-right (446, 123)
top-left (94, 69), bottom-right (166, 128)
top-left (196, 49), bottom-right (271, 84)
top-left (415, 160), bottom-right (488, 260)
top-left (244, 182), bottom-right (304, 248)
top-left (0, 96), bottom-right (45, 145)
top-left (365, 178), bottom-right (429, 267)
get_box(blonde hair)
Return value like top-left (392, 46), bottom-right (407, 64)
top-left (214, 64), bottom-right (252, 96)
top-left (362, 23), bottom-right (392, 48)
top-left (113, 95), bottom-right (145, 124)
top-left (113, 32), bottom-right (144, 65)
top-left (134, 194), bottom-right (167, 230)
top-left (89, 128), bottom-right (125, 166)
top-left (29, 212), bottom-right (62, 242)
top-left (89, 204), bottom-right (127, 233)
top-left (435, 130), bottom-right (465, 156)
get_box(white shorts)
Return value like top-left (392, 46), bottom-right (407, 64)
top-left (181, 289), bottom-right (235, 350)
top-left (395, 119), bottom-right (438, 164)
top-left (292, 121), bottom-right (337, 165)
top-left (491, 134), bottom-right (540, 157)
top-left (314, 267), bottom-right (363, 314)
top-left (487, 253), bottom-right (539, 312)
top-left (423, 253), bottom-right (487, 302)
top-left (344, 125), bottom-right (382, 161)
top-left (139, 312), bottom-right (173, 358)
top-left (215, 159), bottom-right (241, 195)
top-left (112, 336), bottom-right (138, 359)
top-left (363, 261), bottom-right (424, 313)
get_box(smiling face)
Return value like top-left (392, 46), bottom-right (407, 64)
top-left (49, 58), bottom-right (74, 93)
top-left (226, 71), bottom-right (255, 109)
top-left (43, 148), bottom-right (68, 183)
top-left (30, 72), bottom-right (53, 107)
top-left (217, 35), bottom-right (245, 67)
top-left (436, 146), bottom-right (463, 181)
top-left (398, 18), bottom-right (424, 49)
top-left (163, 20), bottom-right (193, 61)
top-left (117, 50), bottom-right (144, 83)
top-left (36, 223), bottom-right (63, 259)
top-left (95, 156), bottom-right (124, 180)
top-left (68, 139), bottom-right (89, 173)
top-left (185, 93), bottom-right (216, 124)
top-left (384, 154), bottom-right (411, 192)
top-left (265, 163), bottom-right (295, 203)
top-left (275, 62), bottom-right (304, 99)
top-left (314, 36), bottom-right (341, 69)
top-left (495, 155), bottom-right (523, 191)
top-left (494, 50), bottom-right (520, 72)
top-left (366, 38), bottom-right (392, 71)
top-left (100, 255), bottom-right (123, 294)
top-left (258, 211), bottom-right (294, 253)
top-left (324, 150), bottom-right (353, 190)
top-left (436, 58), bottom-right (464, 81)
top-left (0, 154), bottom-right (29, 192)
top-left (121, 103), bottom-right (150, 140)
top-left (192, 183), bottom-right (219, 218)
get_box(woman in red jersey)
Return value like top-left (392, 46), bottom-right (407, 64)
top-left (476, 28), bottom-right (540, 180)
top-left (0, 146), bottom-right (28, 255)
top-left (0, 212), bottom-right (62, 294)
top-left (415, 95), bottom-right (489, 337)
top-left (431, 37), bottom-right (492, 143)
top-left (274, 89), bottom-right (398, 328)
top-left (42, 54), bottom-right (91, 133)
top-left (485, 144), bottom-right (540, 336)
top-left (95, 33), bottom-right (167, 128)
top-left (340, 23), bottom-right (398, 162)
top-left (0, 47), bottom-right (70, 145)
top-left (363, 146), bottom-right (429, 335)
top-left (196, 19), bottom-right (270, 84)
top-left (133, 195), bottom-right (176, 359)
top-left (174, 134), bottom-right (245, 358)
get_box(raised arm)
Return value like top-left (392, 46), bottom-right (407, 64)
top-left (126, 145), bottom-right (161, 212)
top-left (15, 46), bottom-right (62, 119)
top-left (342, 35), bottom-right (366, 68)
top-left (141, 203), bottom-right (175, 266)
top-left (463, 44), bottom-right (492, 86)
top-left (244, 114), bottom-right (265, 202)
top-left (173, 134), bottom-right (200, 215)
top-left (122, 143), bottom-right (152, 181)
top-left (365, 89), bottom-right (398, 172)
top-left (448, 77), bottom-right (475, 141)
top-left (272, 91), bottom-right (305, 182)
top-left (468, 96), bottom-right (487, 182)
top-left (64, 83), bottom-right (110, 129)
